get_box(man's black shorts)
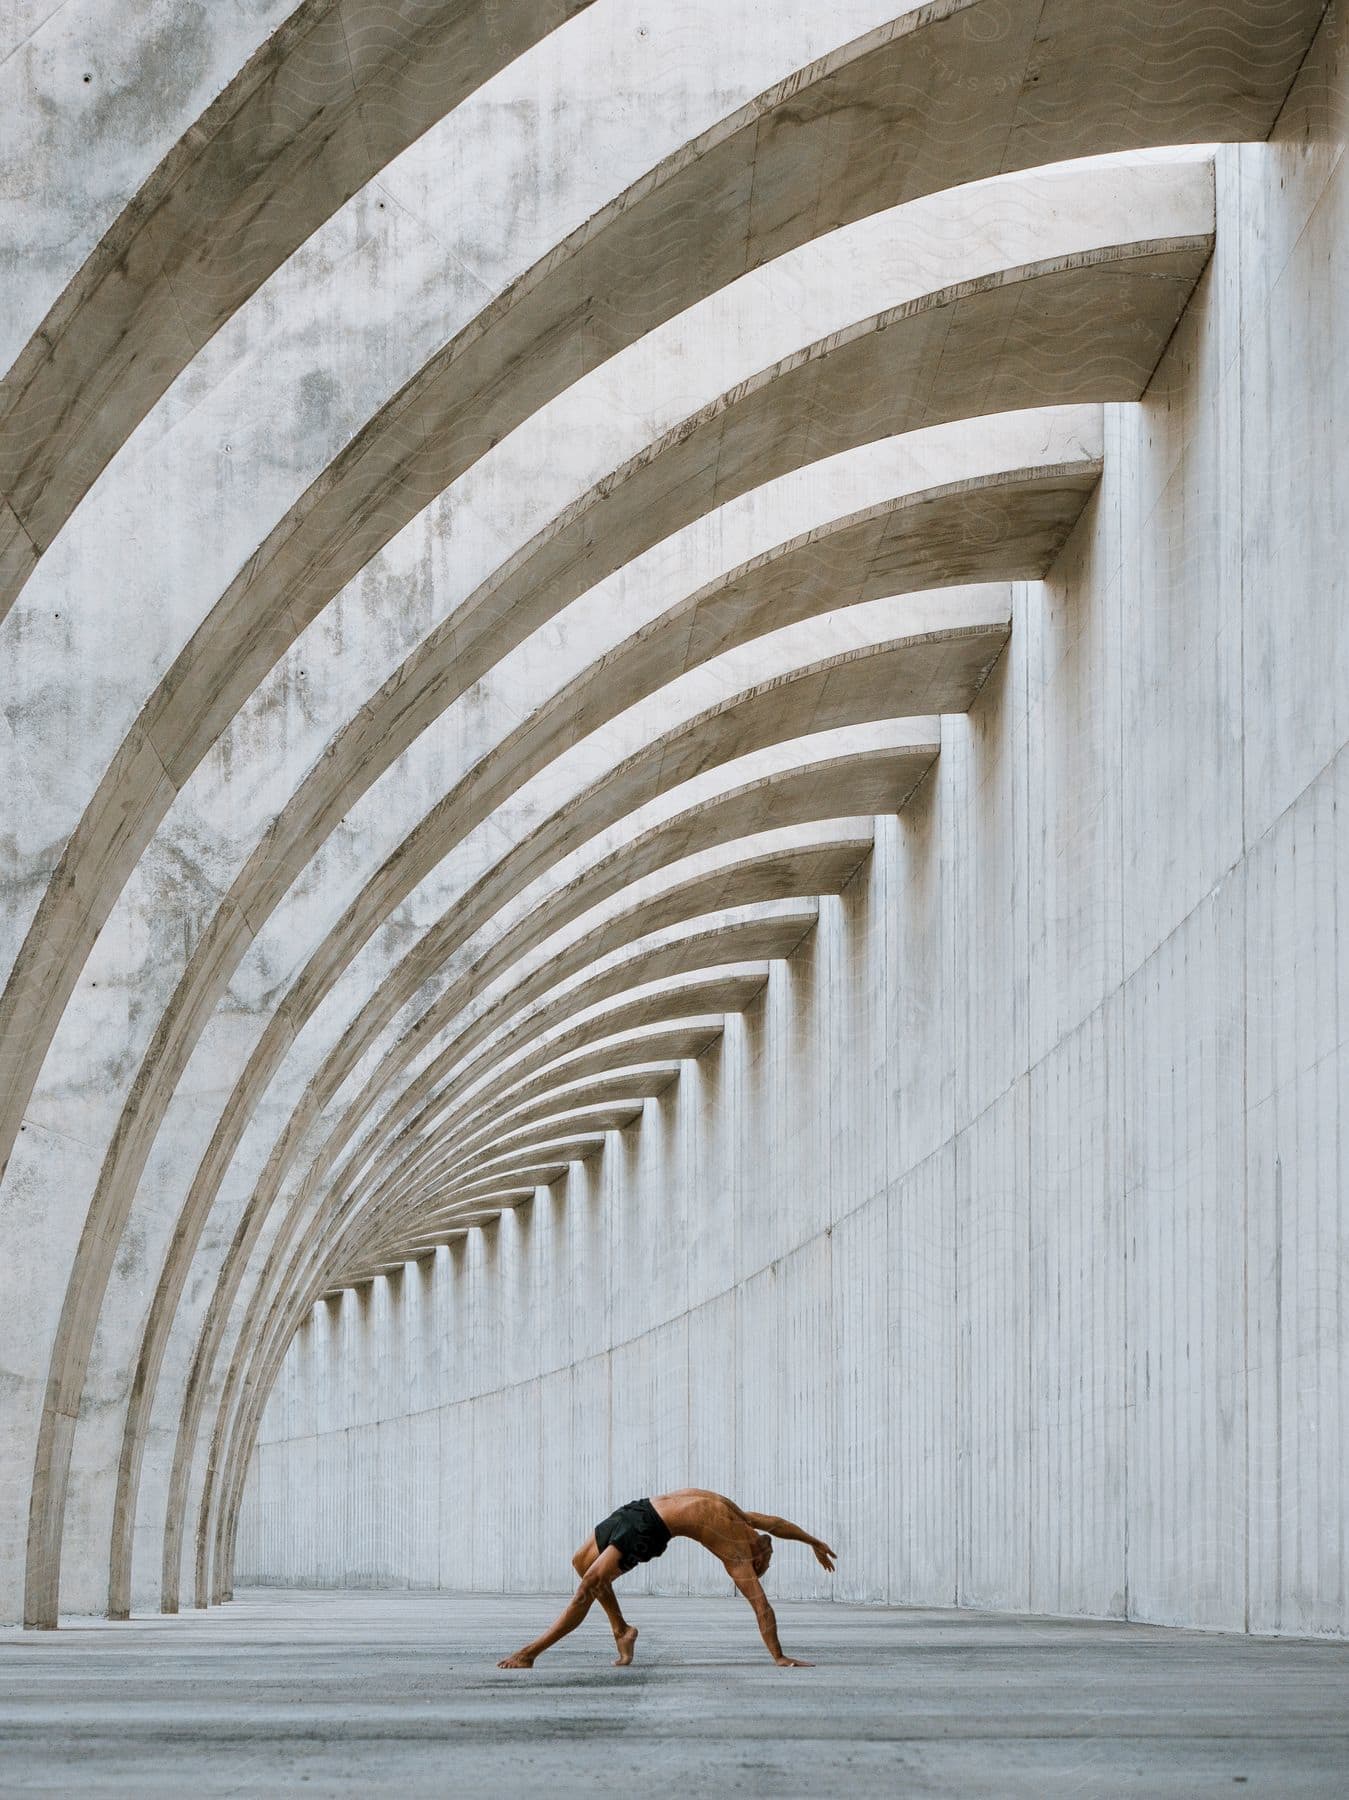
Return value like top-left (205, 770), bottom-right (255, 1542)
top-left (594, 1497), bottom-right (672, 1573)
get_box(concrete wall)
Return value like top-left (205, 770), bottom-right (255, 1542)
top-left (238, 18), bottom-right (1349, 1634)
top-left (4, 0), bottom-right (1343, 1635)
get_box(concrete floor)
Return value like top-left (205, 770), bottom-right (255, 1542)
top-left (1, 1591), bottom-right (1347, 1797)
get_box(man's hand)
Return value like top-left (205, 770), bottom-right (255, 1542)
top-left (812, 1539), bottom-right (837, 1573)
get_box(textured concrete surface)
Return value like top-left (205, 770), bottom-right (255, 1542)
top-left (2, 1589), bottom-right (1347, 1797)
top-left (238, 2), bottom-right (1349, 1638)
top-left (0, 0), bottom-right (596, 612)
top-left (0, 0), bottom-right (1344, 1649)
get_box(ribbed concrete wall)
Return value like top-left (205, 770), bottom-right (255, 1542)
top-left (238, 27), bottom-right (1349, 1633)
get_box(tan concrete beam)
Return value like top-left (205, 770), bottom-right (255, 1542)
top-left (12, 403), bottom-right (1089, 1630)
top-left (14, 270), bottom-right (1110, 1628)
top-left (212, 824), bottom-right (886, 1550)
top-left (207, 1014), bottom-right (738, 1592)
top-left (4, 0), bottom-right (1312, 627)
top-left (410, 1111), bottom-right (645, 1191)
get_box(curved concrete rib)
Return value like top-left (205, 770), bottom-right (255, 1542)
top-left (121, 887), bottom-right (823, 1541)
top-left (325, 1005), bottom-right (747, 1284)
top-left (344, 964), bottom-right (788, 1265)
top-left (0, 0), bottom-right (596, 617)
top-left (0, 157), bottom-right (1198, 1209)
top-left (205, 767), bottom-right (901, 1503)
top-left (362, 994), bottom-right (770, 1264)
top-left (160, 648), bottom-right (943, 1605)
top-left (410, 1114), bottom-right (650, 1200)
top-left (88, 444), bottom-right (1040, 1625)
top-left (350, 967), bottom-right (778, 1268)
top-left (331, 894), bottom-right (824, 1246)
top-left (10, 0), bottom-right (1325, 1634)
top-left (0, 0), bottom-right (1313, 621)
top-left (335, 740), bottom-right (928, 1250)
top-left (343, 915), bottom-right (838, 1245)
top-left (395, 1107), bottom-right (650, 1205)
top-left (312, 1065), bottom-right (696, 1292)
top-left (410, 1131), bottom-right (611, 1209)
top-left (5, 206), bottom-right (1174, 1600)
top-left (184, 829), bottom-right (869, 1607)
top-left (1, 356), bottom-right (1107, 1619)
top-left (403, 1136), bottom-right (608, 1220)
top-left (163, 882), bottom-right (831, 1610)
top-left (212, 1012), bottom-right (739, 1594)
top-left (47, 411), bottom-right (1076, 1625)
top-left (101, 591), bottom-right (984, 1616)
top-left (381, 1067), bottom-right (689, 1216)
top-left (187, 736), bottom-right (925, 1401)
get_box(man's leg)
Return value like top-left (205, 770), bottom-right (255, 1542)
top-left (497, 1544), bottom-right (627, 1668)
top-left (573, 1538), bottom-right (639, 1665)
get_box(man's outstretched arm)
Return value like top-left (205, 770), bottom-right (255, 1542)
top-left (726, 1561), bottom-right (811, 1667)
top-left (743, 1511), bottom-right (836, 1571)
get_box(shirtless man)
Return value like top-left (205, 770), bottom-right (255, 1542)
top-left (496, 1487), bottom-right (836, 1669)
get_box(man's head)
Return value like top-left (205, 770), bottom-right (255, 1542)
top-left (751, 1531), bottom-right (773, 1577)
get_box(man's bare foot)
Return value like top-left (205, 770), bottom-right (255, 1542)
top-left (612, 1625), bottom-right (638, 1667)
top-left (497, 1651), bottom-right (536, 1669)
top-left (774, 1657), bottom-right (813, 1667)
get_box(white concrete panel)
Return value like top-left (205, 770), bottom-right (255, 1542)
top-left (1027, 1000), bottom-right (1127, 1620)
top-left (1245, 747), bottom-right (1349, 1635)
top-left (890, 1145), bottom-right (958, 1606)
top-left (1123, 883), bottom-right (1247, 1630)
top-left (956, 1083), bottom-right (1031, 1613)
top-left (831, 1194), bottom-right (890, 1603)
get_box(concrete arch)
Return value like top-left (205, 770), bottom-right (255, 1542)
top-left (405, 1110), bottom-right (651, 1195)
top-left (162, 843), bottom-right (857, 1609)
top-left (4, 363), bottom-right (1109, 1634)
top-left (100, 596), bottom-right (977, 1618)
top-left (0, 0), bottom-right (598, 619)
top-left (78, 409), bottom-right (1073, 1627)
top-left (0, 156), bottom-right (1203, 1203)
top-left (123, 885), bottom-right (810, 1620)
top-left (181, 826), bottom-right (872, 1607)
top-left (352, 967), bottom-right (779, 1258)
top-left (357, 1071), bottom-right (689, 1234)
top-left (6, 0), bottom-right (1339, 1644)
top-left (326, 743), bottom-right (929, 1247)
top-left (336, 1019), bottom-right (732, 1232)
top-left (220, 960), bottom-right (799, 1586)
top-left (199, 769), bottom-right (901, 1503)
top-left (352, 972), bottom-right (785, 1264)
top-left (187, 740), bottom-right (924, 1387)
top-left (165, 565), bottom-right (1023, 1605)
top-left (0, 0), bottom-right (1316, 618)
top-left (333, 895), bottom-right (825, 1232)
top-left (8, 173), bottom-right (1190, 1624)
top-left (213, 1012), bottom-right (740, 1595)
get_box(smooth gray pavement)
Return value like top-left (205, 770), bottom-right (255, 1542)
top-left (2, 1589), bottom-right (1347, 1797)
